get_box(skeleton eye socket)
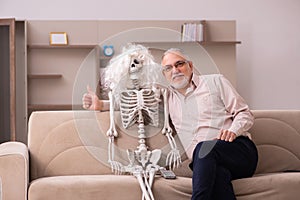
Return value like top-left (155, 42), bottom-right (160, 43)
top-left (133, 59), bottom-right (139, 64)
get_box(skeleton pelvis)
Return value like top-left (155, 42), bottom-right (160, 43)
top-left (127, 148), bottom-right (162, 169)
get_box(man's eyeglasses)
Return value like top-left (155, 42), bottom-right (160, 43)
top-left (162, 60), bottom-right (188, 72)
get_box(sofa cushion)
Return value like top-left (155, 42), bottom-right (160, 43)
top-left (28, 172), bottom-right (300, 200)
top-left (233, 172), bottom-right (300, 200)
top-left (28, 175), bottom-right (192, 200)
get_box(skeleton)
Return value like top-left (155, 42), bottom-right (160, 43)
top-left (105, 44), bottom-right (181, 200)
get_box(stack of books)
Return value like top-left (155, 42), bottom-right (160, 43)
top-left (181, 22), bottom-right (203, 42)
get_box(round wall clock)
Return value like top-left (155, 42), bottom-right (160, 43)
top-left (103, 45), bottom-right (114, 57)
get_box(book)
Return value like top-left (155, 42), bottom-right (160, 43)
top-left (181, 22), bottom-right (203, 42)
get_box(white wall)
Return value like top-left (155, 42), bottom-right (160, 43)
top-left (1, 0), bottom-right (299, 110)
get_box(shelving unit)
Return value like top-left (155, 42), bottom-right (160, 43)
top-left (26, 19), bottom-right (240, 119)
top-left (27, 42), bottom-right (98, 114)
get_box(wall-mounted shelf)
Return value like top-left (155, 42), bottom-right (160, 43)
top-left (28, 104), bottom-right (72, 110)
top-left (199, 41), bottom-right (241, 45)
top-left (139, 41), bottom-right (241, 46)
top-left (28, 104), bottom-right (83, 110)
top-left (28, 74), bottom-right (63, 79)
top-left (27, 44), bottom-right (97, 49)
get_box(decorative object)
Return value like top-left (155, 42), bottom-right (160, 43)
top-left (105, 44), bottom-right (181, 200)
top-left (49, 32), bottom-right (68, 45)
top-left (103, 45), bottom-right (114, 57)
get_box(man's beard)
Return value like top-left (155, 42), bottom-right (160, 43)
top-left (171, 73), bottom-right (190, 89)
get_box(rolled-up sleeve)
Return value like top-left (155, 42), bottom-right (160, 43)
top-left (217, 75), bottom-right (254, 136)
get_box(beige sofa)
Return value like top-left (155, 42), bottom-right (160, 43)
top-left (1, 110), bottom-right (300, 200)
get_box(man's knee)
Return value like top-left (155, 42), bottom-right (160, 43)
top-left (196, 140), bottom-right (218, 159)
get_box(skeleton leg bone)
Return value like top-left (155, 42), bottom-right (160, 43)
top-left (144, 171), bottom-right (155, 200)
top-left (134, 172), bottom-right (152, 200)
top-left (143, 168), bottom-right (156, 200)
top-left (142, 150), bottom-right (161, 200)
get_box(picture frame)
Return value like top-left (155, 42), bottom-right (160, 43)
top-left (49, 32), bottom-right (68, 45)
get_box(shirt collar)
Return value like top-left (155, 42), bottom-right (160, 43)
top-left (191, 73), bottom-right (200, 87)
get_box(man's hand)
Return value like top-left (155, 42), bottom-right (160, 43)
top-left (217, 129), bottom-right (237, 142)
top-left (82, 85), bottom-right (102, 110)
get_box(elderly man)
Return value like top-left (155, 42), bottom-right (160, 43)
top-left (161, 48), bottom-right (258, 200)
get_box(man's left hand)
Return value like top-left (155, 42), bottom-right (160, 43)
top-left (217, 129), bottom-right (237, 142)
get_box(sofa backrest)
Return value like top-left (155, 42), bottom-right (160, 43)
top-left (28, 110), bottom-right (300, 180)
top-left (28, 110), bottom-right (183, 181)
top-left (250, 110), bottom-right (300, 174)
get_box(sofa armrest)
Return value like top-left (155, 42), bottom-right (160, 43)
top-left (0, 142), bottom-right (28, 200)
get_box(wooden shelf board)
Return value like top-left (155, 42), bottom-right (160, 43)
top-left (139, 41), bottom-right (241, 46)
top-left (27, 41), bottom-right (242, 50)
top-left (28, 104), bottom-right (83, 110)
top-left (27, 44), bottom-right (97, 49)
top-left (199, 41), bottom-right (241, 45)
top-left (28, 74), bottom-right (63, 79)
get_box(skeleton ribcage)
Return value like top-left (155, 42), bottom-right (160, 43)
top-left (120, 89), bottom-right (159, 129)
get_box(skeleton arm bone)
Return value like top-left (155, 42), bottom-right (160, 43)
top-left (161, 88), bottom-right (182, 169)
top-left (106, 91), bottom-right (124, 174)
top-left (107, 91), bottom-right (118, 138)
top-left (161, 88), bottom-right (173, 135)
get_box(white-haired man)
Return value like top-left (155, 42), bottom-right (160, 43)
top-left (161, 48), bottom-right (258, 200)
